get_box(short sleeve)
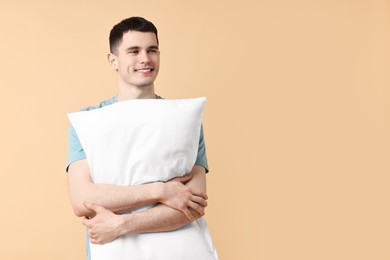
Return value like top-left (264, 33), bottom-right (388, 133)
top-left (66, 124), bottom-right (87, 172)
top-left (195, 125), bottom-right (209, 173)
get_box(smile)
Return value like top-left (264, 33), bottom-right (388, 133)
top-left (135, 68), bottom-right (154, 72)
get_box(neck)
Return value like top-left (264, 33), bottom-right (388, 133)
top-left (117, 84), bottom-right (156, 101)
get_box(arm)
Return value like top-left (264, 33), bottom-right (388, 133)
top-left (82, 165), bottom-right (208, 244)
top-left (125, 165), bottom-right (207, 232)
top-left (124, 166), bottom-right (207, 234)
top-left (68, 160), bottom-right (206, 219)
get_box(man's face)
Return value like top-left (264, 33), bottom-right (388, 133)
top-left (110, 31), bottom-right (160, 89)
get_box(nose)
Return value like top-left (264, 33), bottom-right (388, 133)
top-left (138, 50), bottom-right (150, 64)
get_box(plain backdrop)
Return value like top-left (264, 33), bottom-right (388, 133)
top-left (0, 0), bottom-right (389, 259)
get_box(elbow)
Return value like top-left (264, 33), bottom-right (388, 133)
top-left (72, 204), bottom-right (86, 217)
top-left (73, 207), bottom-right (86, 218)
top-left (68, 187), bottom-right (94, 217)
top-left (70, 201), bottom-right (90, 217)
top-left (175, 215), bottom-right (199, 230)
top-left (74, 206), bottom-right (95, 218)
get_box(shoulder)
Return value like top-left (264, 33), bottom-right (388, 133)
top-left (79, 96), bottom-right (118, 111)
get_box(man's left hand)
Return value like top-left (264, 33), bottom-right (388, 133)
top-left (82, 202), bottom-right (125, 244)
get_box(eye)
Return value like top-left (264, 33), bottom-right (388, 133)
top-left (128, 50), bottom-right (139, 55)
top-left (148, 49), bottom-right (158, 54)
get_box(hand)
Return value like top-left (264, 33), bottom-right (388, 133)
top-left (160, 173), bottom-right (208, 220)
top-left (82, 202), bottom-right (125, 244)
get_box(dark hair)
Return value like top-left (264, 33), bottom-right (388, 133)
top-left (109, 17), bottom-right (158, 54)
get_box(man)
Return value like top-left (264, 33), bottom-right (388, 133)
top-left (67, 17), bottom-right (213, 259)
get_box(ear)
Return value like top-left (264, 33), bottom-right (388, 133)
top-left (107, 53), bottom-right (118, 70)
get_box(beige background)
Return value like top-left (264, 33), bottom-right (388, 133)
top-left (0, 0), bottom-right (389, 259)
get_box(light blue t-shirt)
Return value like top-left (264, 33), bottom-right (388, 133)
top-left (66, 96), bottom-right (209, 260)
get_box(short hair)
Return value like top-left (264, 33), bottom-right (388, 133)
top-left (109, 17), bottom-right (159, 54)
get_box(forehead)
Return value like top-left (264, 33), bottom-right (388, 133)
top-left (118, 31), bottom-right (158, 50)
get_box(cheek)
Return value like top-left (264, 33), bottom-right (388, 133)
top-left (152, 55), bottom-right (160, 63)
top-left (119, 63), bottom-right (131, 73)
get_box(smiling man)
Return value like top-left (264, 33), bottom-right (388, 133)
top-left (110, 29), bottom-right (160, 99)
top-left (66, 17), bottom-right (218, 260)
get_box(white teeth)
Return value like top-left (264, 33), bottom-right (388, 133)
top-left (137, 69), bottom-right (152, 72)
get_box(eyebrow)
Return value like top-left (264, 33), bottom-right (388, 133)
top-left (125, 45), bottom-right (159, 51)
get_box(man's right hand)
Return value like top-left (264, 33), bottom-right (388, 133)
top-left (159, 173), bottom-right (208, 220)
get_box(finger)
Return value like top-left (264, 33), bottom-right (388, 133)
top-left (181, 207), bottom-right (194, 221)
top-left (191, 195), bottom-right (208, 207)
top-left (82, 217), bottom-right (91, 227)
top-left (188, 201), bottom-right (205, 216)
top-left (191, 190), bottom-right (208, 200)
top-left (88, 230), bottom-right (95, 238)
top-left (173, 173), bottom-right (193, 183)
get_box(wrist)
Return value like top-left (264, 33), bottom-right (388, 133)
top-left (119, 213), bottom-right (135, 235)
top-left (151, 181), bottom-right (164, 202)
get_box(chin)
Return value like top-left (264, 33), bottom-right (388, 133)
top-left (136, 83), bottom-right (155, 88)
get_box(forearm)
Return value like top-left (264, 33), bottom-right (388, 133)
top-left (74, 182), bottom-right (161, 217)
top-left (119, 166), bottom-right (207, 234)
top-left (68, 160), bottom-right (163, 217)
top-left (121, 204), bottom-right (202, 234)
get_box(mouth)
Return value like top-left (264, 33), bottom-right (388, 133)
top-left (135, 68), bottom-right (154, 73)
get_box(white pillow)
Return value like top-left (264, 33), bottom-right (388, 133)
top-left (67, 97), bottom-right (218, 260)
